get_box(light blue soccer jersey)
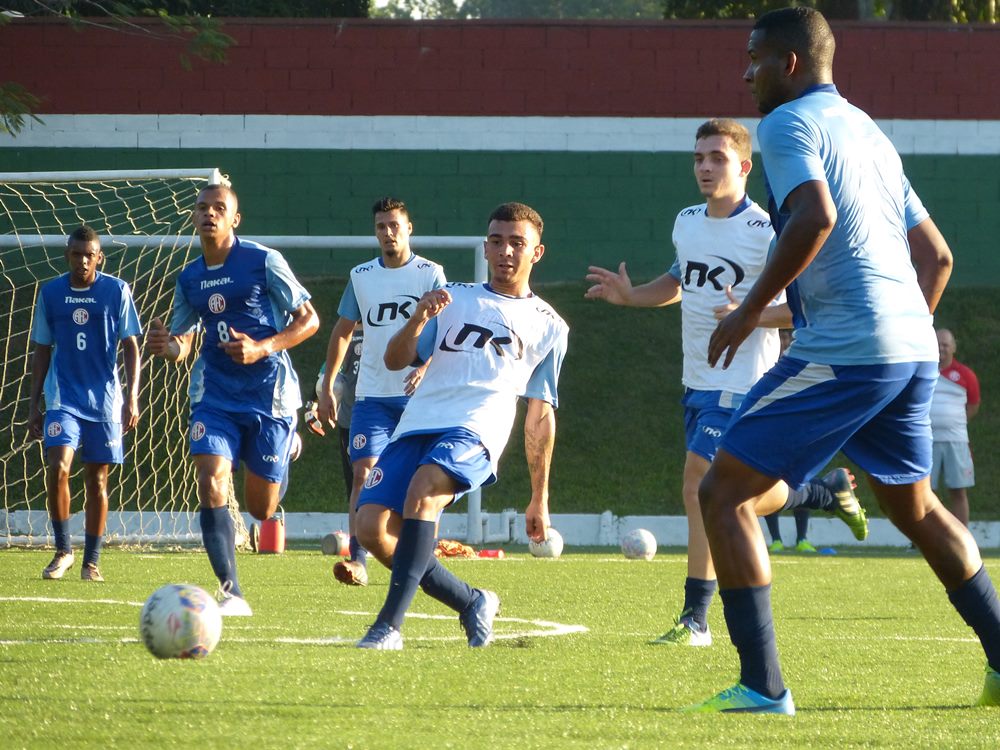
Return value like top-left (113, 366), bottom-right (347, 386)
top-left (170, 237), bottom-right (311, 417)
top-left (758, 84), bottom-right (937, 365)
top-left (31, 271), bottom-right (142, 423)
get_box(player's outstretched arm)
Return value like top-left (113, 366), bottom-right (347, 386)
top-left (585, 263), bottom-right (681, 308)
top-left (121, 335), bottom-right (141, 433)
top-left (317, 316), bottom-right (356, 429)
top-left (523, 397), bottom-right (555, 543)
top-left (713, 285), bottom-right (793, 328)
top-left (220, 300), bottom-right (319, 366)
top-left (907, 217), bottom-right (953, 314)
top-left (27, 343), bottom-right (52, 440)
top-left (146, 317), bottom-right (194, 363)
top-left (384, 288), bottom-right (451, 371)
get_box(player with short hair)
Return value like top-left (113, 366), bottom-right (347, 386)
top-left (316, 197), bottom-right (446, 587)
top-left (29, 225), bottom-right (142, 582)
top-left (692, 7), bottom-right (1000, 713)
top-left (930, 327), bottom-right (980, 527)
top-left (586, 117), bottom-right (867, 647)
top-left (354, 201), bottom-right (568, 650)
top-left (147, 183), bottom-right (319, 616)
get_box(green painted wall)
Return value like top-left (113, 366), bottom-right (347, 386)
top-left (1, 148), bottom-right (996, 285)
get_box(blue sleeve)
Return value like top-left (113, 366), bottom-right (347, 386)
top-left (337, 278), bottom-right (361, 320)
top-left (414, 317), bottom-right (438, 364)
top-left (758, 111), bottom-right (825, 211)
top-left (31, 292), bottom-right (52, 345)
top-left (524, 328), bottom-right (568, 408)
top-left (169, 278), bottom-right (200, 336)
top-left (902, 176), bottom-right (930, 230)
top-left (265, 251), bottom-right (311, 315)
top-left (118, 283), bottom-right (143, 339)
top-left (668, 257), bottom-right (681, 280)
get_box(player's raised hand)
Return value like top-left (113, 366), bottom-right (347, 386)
top-left (584, 262), bottom-right (632, 305)
top-left (713, 285), bottom-right (741, 321)
top-left (219, 327), bottom-right (267, 365)
top-left (146, 317), bottom-right (172, 357)
top-left (708, 301), bottom-right (760, 370)
top-left (416, 288), bottom-right (452, 320)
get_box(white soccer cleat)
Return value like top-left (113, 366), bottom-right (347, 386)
top-left (216, 588), bottom-right (253, 617)
top-left (42, 551), bottom-right (75, 580)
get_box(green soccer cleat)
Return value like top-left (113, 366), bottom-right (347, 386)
top-left (794, 539), bottom-right (818, 553)
top-left (822, 467), bottom-right (869, 541)
top-left (978, 665), bottom-right (1000, 707)
top-left (768, 540), bottom-right (785, 554)
top-left (685, 683), bottom-right (795, 715)
top-left (649, 610), bottom-right (712, 647)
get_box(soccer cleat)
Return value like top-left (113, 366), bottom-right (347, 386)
top-left (649, 611), bottom-right (712, 646)
top-left (357, 621), bottom-right (403, 650)
top-left (80, 563), bottom-right (104, 582)
top-left (333, 559), bottom-right (369, 586)
top-left (978, 665), bottom-right (1000, 707)
top-left (794, 539), bottom-right (818, 553)
top-left (768, 540), bottom-right (785, 554)
top-left (460, 589), bottom-right (501, 647)
top-left (42, 551), bottom-right (75, 580)
top-left (822, 467), bottom-right (869, 541)
top-left (216, 588), bottom-right (253, 617)
top-left (685, 683), bottom-right (795, 715)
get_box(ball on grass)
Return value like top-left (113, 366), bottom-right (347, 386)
top-left (529, 528), bottom-right (564, 559)
top-left (621, 528), bottom-right (657, 560)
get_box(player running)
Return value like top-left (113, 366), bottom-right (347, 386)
top-left (147, 182), bottom-right (318, 616)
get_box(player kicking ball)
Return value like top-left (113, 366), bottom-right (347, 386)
top-left (353, 202), bottom-right (569, 650)
top-left (147, 182), bottom-right (318, 616)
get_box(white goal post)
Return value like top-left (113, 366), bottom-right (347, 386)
top-left (0, 168), bottom-right (491, 546)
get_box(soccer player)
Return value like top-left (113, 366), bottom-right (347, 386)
top-left (930, 327), bottom-right (980, 527)
top-left (316, 197), bottom-right (446, 587)
top-left (692, 7), bottom-right (1000, 713)
top-left (585, 118), bottom-right (867, 647)
top-left (147, 183), bottom-right (319, 616)
top-left (354, 201), bottom-right (568, 650)
top-left (29, 226), bottom-right (142, 582)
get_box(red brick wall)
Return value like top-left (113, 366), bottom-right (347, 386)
top-left (1, 18), bottom-right (997, 119)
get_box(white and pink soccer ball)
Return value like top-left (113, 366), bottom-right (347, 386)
top-left (621, 528), bottom-right (657, 560)
top-left (140, 584), bottom-right (222, 659)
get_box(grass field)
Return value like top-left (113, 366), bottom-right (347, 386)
top-left (2, 546), bottom-right (999, 748)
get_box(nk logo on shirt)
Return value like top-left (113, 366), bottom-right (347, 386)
top-left (440, 323), bottom-right (524, 359)
top-left (683, 256), bottom-right (745, 292)
top-left (366, 295), bottom-right (420, 327)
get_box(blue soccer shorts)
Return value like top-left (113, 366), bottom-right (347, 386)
top-left (682, 389), bottom-right (744, 463)
top-left (189, 404), bottom-right (295, 483)
top-left (348, 396), bottom-right (409, 463)
top-left (719, 357), bottom-right (937, 488)
top-left (356, 427), bottom-right (494, 516)
top-left (44, 409), bottom-right (124, 464)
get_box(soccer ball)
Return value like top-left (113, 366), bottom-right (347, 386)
top-left (621, 528), bottom-right (657, 561)
top-left (139, 584), bottom-right (222, 659)
top-left (321, 530), bottom-right (351, 557)
top-left (528, 528), bottom-right (564, 559)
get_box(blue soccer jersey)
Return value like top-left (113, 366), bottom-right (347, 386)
top-left (758, 84), bottom-right (937, 365)
top-left (31, 271), bottom-right (142, 423)
top-left (169, 237), bottom-right (311, 417)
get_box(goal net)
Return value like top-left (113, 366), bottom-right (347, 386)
top-left (0, 168), bottom-right (249, 548)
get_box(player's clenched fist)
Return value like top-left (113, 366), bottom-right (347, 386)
top-left (146, 317), bottom-right (173, 358)
top-left (219, 327), bottom-right (267, 365)
top-left (416, 288), bottom-right (451, 319)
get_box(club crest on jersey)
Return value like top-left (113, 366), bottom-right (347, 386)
top-left (72, 308), bottom-right (89, 325)
top-left (47, 422), bottom-right (63, 437)
top-left (353, 434), bottom-right (368, 450)
top-left (366, 295), bottom-right (419, 327)
top-left (190, 421), bottom-right (206, 441)
top-left (208, 293), bottom-right (226, 314)
top-left (364, 467), bottom-right (383, 488)
top-left (439, 322), bottom-right (524, 359)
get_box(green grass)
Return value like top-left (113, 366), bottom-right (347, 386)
top-left (2, 547), bottom-right (999, 748)
top-left (286, 278), bottom-right (1000, 520)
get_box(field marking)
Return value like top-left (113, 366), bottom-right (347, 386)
top-left (0, 595), bottom-right (144, 606)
